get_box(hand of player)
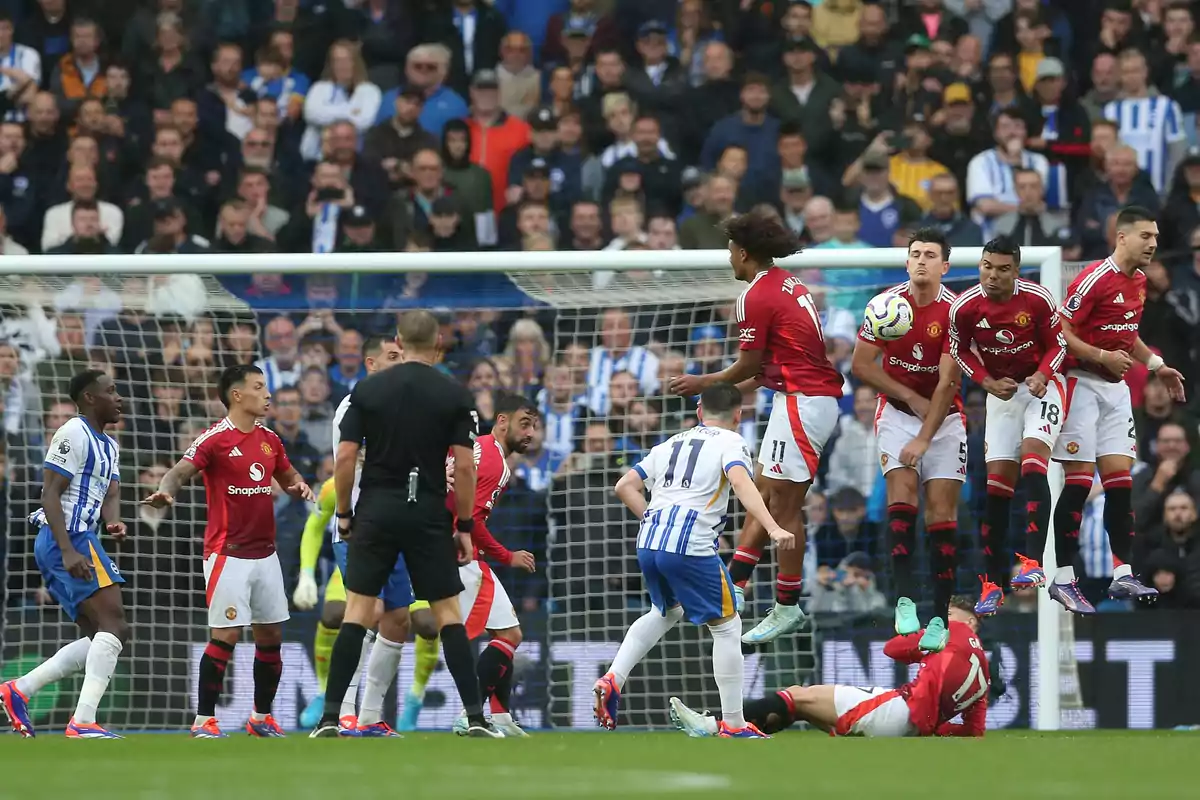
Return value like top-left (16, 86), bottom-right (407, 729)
top-left (141, 490), bottom-right (174, 508)
top-left (906, 395), bottom-right (931, 420)
top-left (286, 481), bottom-right (315, 502)
top-left (669, 373), bottom-right (705, 397)
top-left (337, 516), bottom-right (353, 542)
top-left (293, 569), bottom-right (319, 610)
top-left (1157, 365), bottom-right (1187, 402)
top-left (982, 376), bottom-right (1019, 401)
top-left (1099, 349), bottom-right (1133, 377)
top-left (453, 532), bottom-right (474, 565)
top-left (106, 521), bottom-right (127, 542)
top-left (899, 437), bottom-right (930, 468)
top-left (510, 550), bottom-right (536, 572)
top-left (768, 526), bottom-right (796, 550)
top-left (445, 455), bottom-right (456, 492)
top-left (1025, 372), bottom-right (1049, 399)
top-left (62, 548), bottom-right (93, 582)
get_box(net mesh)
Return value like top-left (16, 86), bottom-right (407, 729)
top-left (0, 255), bottom-right (1073, 732)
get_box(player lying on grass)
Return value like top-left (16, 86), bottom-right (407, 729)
top-left (293, 335), bottom-right (441, 733)
top-left (669, 596), bottom-right (989, 738)
top-left (595, 382), bottom-right (796, 738)
top-left (1, 371), bottom-right (129, 739)
top-left (145, 365), bottom-right (314, 738)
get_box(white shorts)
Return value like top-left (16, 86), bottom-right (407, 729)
top-left (458, 559), bottom-right (518, 639)
top-left (832, 686), bottom-right (916, 737)
top-left (875, 400), bottom-right (967, 483)
top-left (203, 552), bottom-right (290, 629)
top-left (757, 393), bottom-right (840, 483)
top-left (1051, 370), bottom-right (1136, 463)
top-left (983, 377), bottom-right (1066, 462)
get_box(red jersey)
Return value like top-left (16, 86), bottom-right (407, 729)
top-left (446, 434), bottom-right (515, 565)
top-left (736, 266), bottom-right (843, 397)
top-left (857, 282), bottom-right (957, 414)
top-left (184, 419), bottom-right (293, 559)
top-left (884, 620), bottom-right (990, 737)
top-left (1059, 257), bottom-right (1146, 382)
top-left (947, 278), bottom-right (1066, 383)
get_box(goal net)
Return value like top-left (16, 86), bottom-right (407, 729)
top-left (0, 248), bottom-right (1072, 732)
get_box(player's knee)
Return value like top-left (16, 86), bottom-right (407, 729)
top-left (411, 611), bottom-right (438, 640)
top-left (378, 609), bottom-right (411, 643)
top-left (320, 601), bottom-right (345, 630)
top-left (495, 626), bottom-right (522, 648)
top-left (102, 618), bottom-right (131, 646)
top-left (210, 626), bottom-right (241, 646)
top-left (252, 624), bottom-right (283, 647)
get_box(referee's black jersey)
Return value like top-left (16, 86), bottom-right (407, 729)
top-left (338, 361), bottom-right (477, 497)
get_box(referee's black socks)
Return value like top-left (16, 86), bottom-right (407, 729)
top-left (320, 622), bottom-right (368, 724)
top-left (441, 622), bottom-right (486, 723)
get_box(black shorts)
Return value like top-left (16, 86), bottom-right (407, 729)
top-left (344, 492), bottom-right (464, 603)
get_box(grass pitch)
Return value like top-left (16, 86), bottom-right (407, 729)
top-left (0, 730), bottom-right (1194, 800)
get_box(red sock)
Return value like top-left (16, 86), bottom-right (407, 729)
top-left (775, 573), bottom-right (802, 606)
top-left (198, 639), bottom-right (234, 716)
top-left (253, 644), bottom-right (283, 716)
top-left (730, 547), bottom-right (762, 588)
top-left (478, 638), bottom-right (517, 714)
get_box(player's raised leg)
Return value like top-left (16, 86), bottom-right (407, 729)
top-left (398, 603), bottom-right (439, 731)
top-left (596, 597), bottom-right (685, 730)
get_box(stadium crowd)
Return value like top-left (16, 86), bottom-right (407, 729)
top-left (3, 0), bottom-right (1200, 627)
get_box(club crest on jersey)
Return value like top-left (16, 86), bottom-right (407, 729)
top-left (249, 463), bottom-right (265, 481)
top-left (261, 441), bottom-right (273, 456)
top-left (1014, 311), bottom-right (1031, 327)
top-left (926, 322), bottom-right (942, 338)
top-left (1066, 442), bottom-right (1079, 455)
top-left (996, 329), bottom-right (1015, 344)
top-left (1138, 289), bottom-right (1146, 302)
top-left (912, 343), bottom-right (925, 360)
top-left (1065, 294), bottom-right (1082, 312)
top-left (225, 607), bottom-right (238, 621)
top-left (880, 454), bottom-right (889, 467)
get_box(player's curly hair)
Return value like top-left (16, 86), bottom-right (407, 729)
top-left (722, 208), bottom-right (802, 264)
top-left (68, 369), bottom-right (108, 405)
top-left (948, 595), bottom-right (978, 617)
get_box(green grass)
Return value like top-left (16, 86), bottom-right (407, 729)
top-left (0, 730), bottom-right (1195, 799)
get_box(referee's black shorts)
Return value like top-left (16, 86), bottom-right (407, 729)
top-left (344, 491), bottom-right (464, 603)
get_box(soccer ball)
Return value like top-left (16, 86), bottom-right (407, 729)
top-left (863, 292), bottom-right (914, 341)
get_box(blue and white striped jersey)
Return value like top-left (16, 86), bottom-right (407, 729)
top-left (634, 425), bottom-right (752, 557)
top-left (1104, 95), bottom-right (1186, 193)
top-left (585, 345), bottom-right (660, 415)
top-left (42, 416), bottom-right (120, 535)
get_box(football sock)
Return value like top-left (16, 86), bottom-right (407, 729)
top-left (358, 634), bottom-right (403, 726)
top-left (742, 690), bottom-right (795, 735)
top-left (1053, 474), bottom-right (1093, 579)
top-left (322, 622), bottom-right (367, 723)
top-left (1101, 470), bottom-right (1135, 565)
top-left (709, 616), bottom-right (745, 729)
top-left (477, 637), bottom-right (516, 713)
top-left (609, 606), bottom-right (685, 689)
top-left (775, 573), bottom-right (803, 606)
top-left (73, 631), bottom-right (122, 725)
top-left (197, 639), bottom-right (234, 717)
top-left (729, 547), bottom-right (761, 589)
top-left (982, 474), bottom-right (1014, 580)
top-left (340, 629), bottom-right (375, 718)
top-left (928, 521), bottom-right (958, 623)
top-left (252, 644), bottom-right (283, 718)
top-left (15, 637), bottom-right (90, 697)
top-left (1020, 455), bottom-right (1051, 562)
top-left (410, 634), bottom-right (440, 698)
top-left (314, 622), bottom-right (338, 691)
top-left (887, 503), bottom-right (918, 599)
top-left (440, 623), bottom-right (485, 722)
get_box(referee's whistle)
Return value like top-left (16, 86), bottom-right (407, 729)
top-left (407, 467), bottom-right (419, 504)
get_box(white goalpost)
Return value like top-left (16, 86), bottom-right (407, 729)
top-left (0, 246), bottom-right (1072, 732)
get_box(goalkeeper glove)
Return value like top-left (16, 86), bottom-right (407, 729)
top-left (293, 569), bottom-right (319, 610)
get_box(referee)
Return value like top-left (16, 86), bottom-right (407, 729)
top-left (313, 310), bottom-right (499, 738)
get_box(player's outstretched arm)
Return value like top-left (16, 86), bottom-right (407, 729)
top-left (670, 349), bottom-right (763, 397)
top-left (278, 466), bottom-right (314, 501)
top-left (142, 458), bottom-right (199, 509)
top-left (1131, 336), bottom-right (1186, 401)
top-left (614, 468), bottom-right (649, 518)
top-left (900, 354), bottom-right (961, 468)
top-left (883, 632), bottom-right (926, 663)
top-left (850, 340), bottom-right (930, 418)
top-left (727, 465), bottom-right (795, 549)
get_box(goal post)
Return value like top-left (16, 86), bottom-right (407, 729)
top-left (0, 245), bottom-right (1068, 732)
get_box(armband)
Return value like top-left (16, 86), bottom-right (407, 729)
top-left (1147, 354), bottom-right (1165, 372)
top-left (455, 518), bottom-right (475, 534)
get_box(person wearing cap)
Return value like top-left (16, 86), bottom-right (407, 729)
top-left (134, 195), bottom-right (211, 255)
top-left (375, 45), bottom-right (468, 137)
top-left (930, 82), bottom-right (990, 185)
top-left (849, 148), bottom-right (922, 247)
top-left (364, 87), bottom-right (438, 189)
top-left (1011, 9), bottom-right (1053, 93)
top-left (541, 0), bottom-right (620, 67)
top-left (507, 106), bottom-right (580, 209)
top-left (1027, 56), bottom-right (1090, 206)
top-left (498, 156), bottom-right (557, 248)
top-left (623, 20), bottom-right (688, 119)
top-left (466, 68), bottom-right (533, 213)
top-left (701, 73), bottom-right (781, 185)
top-left (767, 37), bottom-right (840, 139)
top-left (337, 205), bottom-right (382, 252)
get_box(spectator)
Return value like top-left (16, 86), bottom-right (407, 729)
top-left (1082, 52), bottom-right (1122, 122)
top-left (918, 172), bottom-right (984, 247)
top-left (41, 165), bottom-right (122, 252)
top-left (47, 17), bottom-right (104, 119)
top-left (541, 0), bottom-right (620, 67)
top-left (198, 42), bottom-right (255, 142)
top-left (429, 194), bottom-right (478, 250)
top-left (213, 198), bottom-right (273, 254)
top-left (300, 39), bottom-right (381, 163)
top-left (322, 118), bottom-right (388, 216)
top-left (504, 318), bottom-right (551, 398)
top-left (646, 212), bottom-right (678, 250)
top-left (562, 199), bottom-right (603, 251)
top-left (1138, 489), bottom-right (1200, 605)
top-left (849, 152), bottom-right (922, 247)
top-left (585, 307), bottom-right (659, 415)
top-left (297, 366), bottom-right (334, 455)
top-left (467, 68), bottom-right (531, 213)
top-left (992, 168), bottom-right (1071, 245)
top-left (267, 385), bottom-right (321, 482)
top-left (1140, 549), bottom-right (1191, 609)
top-left (1103, 48), bottom-right (1186, 194)
top-left (141, 12), bottom-right (205, 113)
top-left (883, 120), bottom-right (948, 211)
top-left (809, 551), bottom-right (887, 615)
top-left (623, 20), bottom-right (687, 123)
top-left (281, 160), bottom-right (358, 253)
top-left (578, 48), bottom-right (630, 157)
top-left (0, 205), bottom-right (26, 255)
top-left (0, 11), bottom-right (40, 118)
top-left (966, 108), bottom-right (1050, 239)
top-left (1141, 262), bottom-right (1195, 389)
top-left (836, 2), bottom-right (904, 91)
top-left (680, 42), bottom-right (741, 165)
top-left (440, 119), bottom-right (495, 245)
top-left (354, 0), bottom-right (413, 87)
top-left (500, 157), bottom-right (556, 248)
top-left (496, 32), bottom-right (539, 121)
top-left (337, 205), bottom-right (383, 252)
top-left (364, 88), bottom-right (437, 190)
top-left (376, 44), bottom-right (467, 137)
top-left (812, 0), bottom-right (862, 55)
top-left (121, 157), bottom-right (196, 252)
top-left (0, 121), bottom-right (36, 247)
top-left (384, 147), bottom-right (453, 250)
top-left (929, 82), bottom-right (991, 190)
top-left (510, 106), bottom-right (580, 211)
top-left (824, 385), bottom-right (880, 499)
top-left (235, 166), bottom-right (290, 242)
top-left (605, 114), bottom-right (681, 214)
top-left (133, 197), bottom-right (209, 255)
top-left (427, 0), bottom-right (507, 97)
top-left (328, 328), bottom-right (365, 400)
top-left (45, 199), bottom-right (118, 255)
top-left (242, 29), bottom-right (310, 109)
top-left (1133, 421), bottom-right (1200, 531)
top-left (678, 173), bottom-right (735, 250)
top-left (701, 73), bottom-right (780, 188)
top-left (1075, 145), bottom-right (1160, 259)
top-left (255, 315), bottom-right (302, 393)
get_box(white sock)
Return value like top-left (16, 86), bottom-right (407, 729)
top-left (1055, 566), bottom-right (1076, 584)
top-left (708, 616), bottom-right (745, 729)
top-left (341, 630), bottom-right (375, 718)
top-left (72, 632), bottom-right (122, 725)
top-left (492, 711), bottom-right (513, 725)
top-left (609, 606), bottom-right (684, 688)
top-left (1114, 563), bottom-right (1132, 579)
top-left (193, 714), bottom-right (215, 727)
top-left (358, 635), bottom-right (404, 726)
top-left (15, 637), bottom-right (91, 697)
